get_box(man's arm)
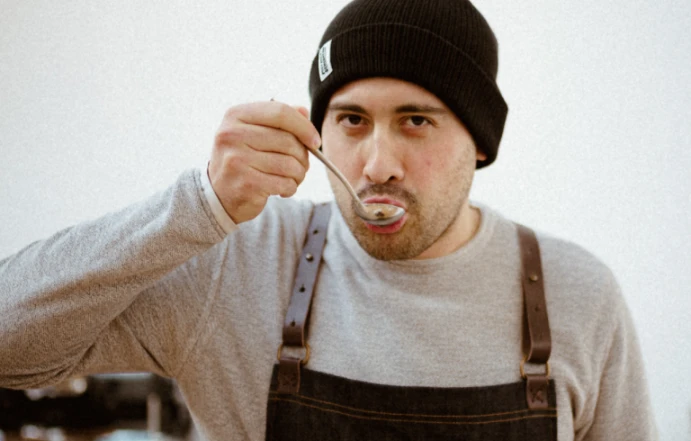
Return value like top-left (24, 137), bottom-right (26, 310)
top-left (0, 100), bottom-right (319, 389)
top-left (0, 168), bottom-right (227, 388)
top-left (579, 278), bottom-right (658, 440)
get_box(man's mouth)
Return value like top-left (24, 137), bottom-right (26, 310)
top-left (361, 196), bottom-right (407, 210)
top-left (360, 197), bottom-right (408, 234)
top-left (362, 214), bottom-right (407, 234)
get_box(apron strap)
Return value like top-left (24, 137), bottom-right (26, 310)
top-left (277, 202), bottom-right (332, 393)
top-left (515, 223), bottom-right (552, 410)
top-left (277, 210), bottom-right (552, 406)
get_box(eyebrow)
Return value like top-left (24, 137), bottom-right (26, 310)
top-left (327, 103), bottom-right (449, 116)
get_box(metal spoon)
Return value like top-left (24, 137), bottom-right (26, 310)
top-left (268, 98), bottom-right (405, 226)
top-left (306, 145), bottom-right (406, 226)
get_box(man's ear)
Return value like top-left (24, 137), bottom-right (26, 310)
top-left (476, 148), bottom-right (487, 161)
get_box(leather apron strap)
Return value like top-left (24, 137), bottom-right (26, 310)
top-left (277, 203), bottom-right (332, 394)
top-left (277, 209), bottom-right (553, 409)
top-left (516, 223), bottom-right (552, 410)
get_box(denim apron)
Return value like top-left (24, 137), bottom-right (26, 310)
top-left (265, 204), bottom-right (557, 440)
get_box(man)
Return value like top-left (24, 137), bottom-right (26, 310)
top-left (0, 0), bottom-right (656, 440)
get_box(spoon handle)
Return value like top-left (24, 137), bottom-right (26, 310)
top-left (268, 97), bottom-right (367, 213)
top-left (307, 146), bottom-right (367, 211)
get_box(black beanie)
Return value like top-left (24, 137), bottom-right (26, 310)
top-left (308, 0), bottom-right (507, 169)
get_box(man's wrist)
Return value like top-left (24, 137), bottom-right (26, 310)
top-left (199, 162), bottom-right (237, 235)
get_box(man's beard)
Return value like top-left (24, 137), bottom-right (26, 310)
top-left (330, 180), bottom-right (468, 261)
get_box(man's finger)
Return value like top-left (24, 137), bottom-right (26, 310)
top-left (237, 101), bottom-right (321, 151)
top-left (246, 149), bottom-right (307, 186)
top-left (294, 106), bottom-right (310, 120)
top-left (228, 123), bottom-right (310, 171)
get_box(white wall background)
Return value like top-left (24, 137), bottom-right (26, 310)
top-left (1, 0), bottom-right (689, 439)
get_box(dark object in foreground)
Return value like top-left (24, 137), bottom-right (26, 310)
top-left (0, 374), bottom-right (190, 437)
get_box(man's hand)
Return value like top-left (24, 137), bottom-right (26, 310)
top-left (209, 101), bottom-right (320, 224)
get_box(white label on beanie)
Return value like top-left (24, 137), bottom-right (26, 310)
top-left (318, 39), bottom-right (333, 82)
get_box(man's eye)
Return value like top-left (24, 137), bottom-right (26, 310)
top-left (336, 114), bottom-right (431, 127)
top-left (407, 116), bottom-right (431, 127)
top-left (338, 114), bottom-right (363, 126)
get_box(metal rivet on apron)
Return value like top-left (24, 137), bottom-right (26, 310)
top-left (529, 273), bottom-right (539, 282)
top-left (306, 253), bottom-right (314, 261)
top-left (299, 285), bottom-right (305, 293)
top-left (313, 229), bottom-right (319, 235)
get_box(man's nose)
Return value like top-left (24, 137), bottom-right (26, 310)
top-left (362, 129), bottom-right (405, 185)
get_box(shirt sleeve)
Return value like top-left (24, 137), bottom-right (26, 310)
top-left (580, 278), bottom-right (658, 440)
top-left (0, 169), bottom-right (228, 388)
top-left (198, 162), bottom-right (238, 235)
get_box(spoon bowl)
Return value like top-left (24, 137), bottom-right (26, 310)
top-left (355, 203), bottom-right (406, 226)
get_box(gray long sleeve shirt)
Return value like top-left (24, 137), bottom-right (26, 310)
top-left (0, 169), bottom-right (657, 440)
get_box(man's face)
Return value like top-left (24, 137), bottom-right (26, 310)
top-left (321, 77), bottom-right (485, 260)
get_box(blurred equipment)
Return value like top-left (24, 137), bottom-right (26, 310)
top-left (95, 430), bottom-right (178, 441)
top-left (0, 374), bottom-right (191, 440)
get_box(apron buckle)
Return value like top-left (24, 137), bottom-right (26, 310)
top-left (276, 343), bottom-right (311, 365)
top-left (520, 356), bottom-right (550, 379)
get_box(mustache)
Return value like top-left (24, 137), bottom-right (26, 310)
top-left (356, 183), bottom-right (418, 206)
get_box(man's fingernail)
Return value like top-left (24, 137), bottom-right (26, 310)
top-left (312, 135), bottom-right (321, 149)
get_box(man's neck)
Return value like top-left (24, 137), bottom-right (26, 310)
top-left (412, 202), bottom-right (482, 260)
